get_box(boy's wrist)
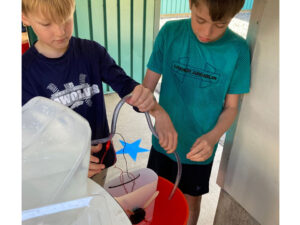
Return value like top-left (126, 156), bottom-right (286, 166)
top-left (207, 129), bottom-right (223, 145)
top-left (149, 102), bottom-right (162, 118)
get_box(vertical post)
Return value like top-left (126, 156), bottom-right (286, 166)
top-left (73, 9), bottom-right (79, 37)
top-left (117, 0), bottom-right (121, 66)
top-left (130, 0), bottom-right (134, 78)
top-left (103, 0), bottom-right (108, 50)
top-left (142, 0), bottom-right (147, 79)
top-left (153, 0), bottom-right (161, 39)
top-left (87, 0), bottom-right (94, 40)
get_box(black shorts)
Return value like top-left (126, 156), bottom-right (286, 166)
top-left (147, 146), bottom-right (213, 196)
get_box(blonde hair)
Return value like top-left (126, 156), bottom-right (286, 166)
top-left (22, 0), bottom-right (75, 23)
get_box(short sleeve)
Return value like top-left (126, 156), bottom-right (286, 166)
top-left (147, 24), bottom-right (167, 74)
top-left (227, 44), bottom-right (251, 94)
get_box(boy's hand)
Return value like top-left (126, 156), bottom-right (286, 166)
top-left (88, 144), bottom-right (105, 178)
top-left (186, 133), bottom-right (218, 162)
top-left (126, 85), bottom-right (157, 112)
top-left (151, 105), bottom-right (178, 153)
top-left (187, 94), bottom-right (239, 162)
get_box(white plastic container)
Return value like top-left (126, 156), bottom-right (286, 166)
top-left (22, 97), bottom-right (133, 225)
top-left (22, 97), bottom-right (91, 210)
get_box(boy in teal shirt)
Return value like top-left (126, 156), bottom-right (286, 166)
top-left (143, 0), bottom-right (250, 224)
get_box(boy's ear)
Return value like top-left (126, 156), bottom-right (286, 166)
top-left (22, 13), bottom-right (31, 26)
top-left (189, 0), bottom-right (192, 10)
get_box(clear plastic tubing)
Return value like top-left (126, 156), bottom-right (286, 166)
top-left (91, 95), bottom-right (182, 200)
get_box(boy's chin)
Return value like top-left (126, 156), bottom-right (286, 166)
top-left (53, 38), bottom-right (69, 46)
top-left (51, 41), bottom-right (70, 51)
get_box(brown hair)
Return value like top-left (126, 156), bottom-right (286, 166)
top-left (191, 0), bottom-right (245, 21)
top-left (22, 0), bottom-right (75, 23)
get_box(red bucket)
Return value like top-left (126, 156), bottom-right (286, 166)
top-left (150, 176), bottom-right (189, 225)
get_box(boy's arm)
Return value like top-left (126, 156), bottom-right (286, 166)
top-left (143, 69), bottom-right (178, 153)
top-left (129, 68), bottom-right (161, 112)
top-left (186, 94), bottom-right (239, 161)
top-left (96, 47), bottom-right (157, 112)
top-left (142, 69), bottom-right (161, 92)
top-left (126, 84), bottom-right (157, 112)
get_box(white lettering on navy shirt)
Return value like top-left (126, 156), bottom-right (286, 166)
top-left (47, 74), bottom-right (100, 109)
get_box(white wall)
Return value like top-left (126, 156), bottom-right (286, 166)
top-left (218, 0), bottom-right (279, 224)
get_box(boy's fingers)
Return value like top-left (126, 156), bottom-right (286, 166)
top-left (189, 150), bottom-right (206, 160)
top-left (157, 132), bottom-right (164, 145)
top-left (165, 130), bottom-right (177, 153)
top-left (159, 132), bottom-right (168, 150)
top-left (188, 144), bottom-right (213, 161)
top-left (173, 132), bottom-right (178, 151)
top-left (136, 96), bottom-right (155, 112)
top-left (89, 162), bottom-right (105, 171)
top-left (88, 170), bottom-right (96, 178)
top-left (89, 163), bottom-right (100, 171)
top-left (189, 151), bottom-right (211, 162)
top-left (187, 143), bottom-right (205, 158)
top-left (158, 130), bottom-right (178, 154)
top-left (134, 91), bottom-right (152, 110)
top-left (166, 133), bottom-right (174, 152)
top-left (128, 85), bottom-right (155, 111)
top-left (168, 133), bottom-right (177, 153)
top-left (91, 144), bottom-right (102, 154)
top-left (127, 85), bottom-right (142, 105)
top-left (135, 88), bottom-right (149, 106)
top-left (90, 155), bottom-right (99, 163)
top-left (168, 134), bottom-right (176, 153)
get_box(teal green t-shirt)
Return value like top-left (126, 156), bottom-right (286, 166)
top-left (148, 19), bottom-right (251, 165)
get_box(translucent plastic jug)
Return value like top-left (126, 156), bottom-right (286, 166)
top-left (22, 97), bottom-right (132, 225)
top-left (22, 97), bottom-right (91, 210)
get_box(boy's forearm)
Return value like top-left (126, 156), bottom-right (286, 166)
top-left (149, 102), bottom-right (164, 119)
top-left (208, 106), bottom-right (238, 143)
top-left (142, 69), bottom-right (161, 92)
top-left (142, 68), bottom-right (163, 117)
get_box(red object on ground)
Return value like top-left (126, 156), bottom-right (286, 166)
top-left (150, 176), bottom-right (189, 225)
top-left (22, 42), bottom-right (30, 54)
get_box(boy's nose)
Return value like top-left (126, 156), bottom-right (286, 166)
top-left (54, 24), bottom-right (66, 36)
top-left (202, 24), bottom-right (213, 37)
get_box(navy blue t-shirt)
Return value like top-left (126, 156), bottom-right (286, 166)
top-left (22, 37), bottom-right (139, 166)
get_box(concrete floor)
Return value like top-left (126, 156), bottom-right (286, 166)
top-left (104, 11), bottom-right (250, 225)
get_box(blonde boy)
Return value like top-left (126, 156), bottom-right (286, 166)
top-left (22, 0), bottom-right (177, 186)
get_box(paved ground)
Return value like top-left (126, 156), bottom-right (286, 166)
top-left (105, 11), bottom-right (250, 225)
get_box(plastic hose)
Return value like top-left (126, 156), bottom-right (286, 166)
top-left (91, 95), bottom-right (182, 200)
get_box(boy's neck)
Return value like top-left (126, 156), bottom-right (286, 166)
top-left (35, 40), bottom-right (69, 59)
